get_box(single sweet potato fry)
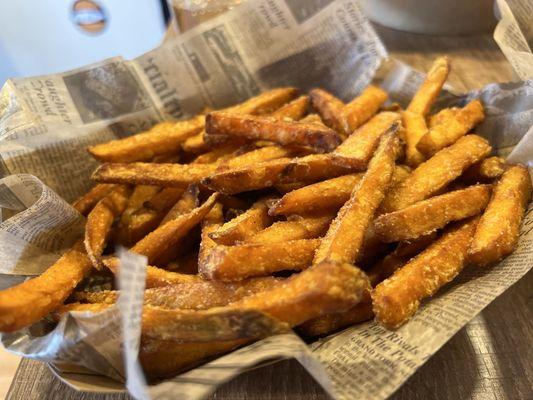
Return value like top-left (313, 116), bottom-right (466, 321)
top-left (380, 135), bottom-right (491, 213)
top-left (74, 276), bottom-right (282, 309)
top-left (309, 88), bottom-right (346, 133)
top-left (342, 85), bottom-right (388, 134)
top-left (269, 174), bottom-right (362, 216)
top-left (372, 217), bottom-right (479, 329)
top-left (131, 193), bottom-right (218, 263)
top-left (72, 184), bottom-right (116, 216)
top-left (407, 57), bottom-right (450, 115)
top-left (334, 112), bottom-right (401, 165)
top-left (209, 199), bottom-right (272, 245)
top-left (200, 239), bottom-right (320, 281)
top-left (244, 214), bottom-right (333, 244)
top-left (269, 165), bottom-right (410, 216)
top-left (202, 154), bottom-right (361, 195)
top-left (85, 185), bottom-right (131, 268)
top-left (314, 131), bottom-right (399, 265)
top-left (88, 116), bottom-right (205, 163)
top-left (468, 165), bottom-right (532, 266)
top-left (205, 112), bottom-right (341, 152)
top-left (210, 260), bottom-right (368, 328)
top-left (374, 184), bottom-right (492, 242)
top-left (0, 241), bottom-right (92, 332)
top-left (417, 99), bottom-right (485, 157)
top-left (92, 162), bottom-right (217, 187)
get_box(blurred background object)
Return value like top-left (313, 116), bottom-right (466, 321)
top-left (361, 0), bottom-right (497, 35)
top-left (0, 0), bottom-right (170, 85)
top-left (172, 0), bottom-right (242, 32)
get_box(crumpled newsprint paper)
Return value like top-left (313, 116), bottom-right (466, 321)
top-left (494, 0), bottom-right (533, 80)
top-left (0, 1), bottom-right (532, 399)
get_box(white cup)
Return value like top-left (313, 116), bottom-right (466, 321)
top-left (361, 0), bottom-right (497, 35)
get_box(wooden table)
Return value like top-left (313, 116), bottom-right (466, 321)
top-left (7, 25), bottom-right (532, 400)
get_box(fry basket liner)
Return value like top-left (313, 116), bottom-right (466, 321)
top-left (0, 1), bottom-right (532, 399)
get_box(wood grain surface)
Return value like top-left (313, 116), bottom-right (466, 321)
top-left (7, 24), bottom-right (532, 400)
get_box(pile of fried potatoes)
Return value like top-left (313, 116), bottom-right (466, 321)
top-left (0, 57), bottom-right (531, 380)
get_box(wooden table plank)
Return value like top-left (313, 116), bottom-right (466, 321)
top-left (7, 25), bottom-right (531, 400)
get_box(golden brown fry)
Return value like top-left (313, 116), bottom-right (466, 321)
top-left (417, 99), bottom-right (485, 157)
top-left (342, 85), bottom-right (388, 134)
top-left (205, 112), bottom-right (341, 152)
top-left (209, 199), bottom-right (272, 245)
top-left (72, 184), bottom-right (116, 216)
top-left (244, 214), bottom-right (333, 244)
top-left (429, 107), bottom-right (460, 128)
top-left (92, 162), bottom-right (217, 187)
top-left (468, 165), bottom-right (532, 266)
top-left (269, 165), bottom-right (409, 216)
top-left (202, 154), bottom-right (361, 195)
top-left (200, 239), bottom-right (320, 281)
top-left (230, 260), bottom-right (369, 326)
top-left (298, 300), bottom-right (373, 337)
top-left (374, 184), bottom-right (492, 242)
top-left (160, 184), bottom-right (199, 226)
top-left (314, 131), bottom-right (399, 264)
top-left (372, 217), bottom-right (479, 329)
top-left (85, 185), bottom-right (131, 268)
top-left (270, 95), bottom-right (309, 120)
top-left (461, 156), bottom-right (507, 183)
top-left (402, 111), bottom-right (427, 167)
top-left (88, 116), bottom-right (205, 163)
top-left (131, 193), bottom-right (218, 263)
top-left (309, 88), bottom-right (346, 133)
top-left (74, 276), bottom-right (282, 309)
top-left (407, 57), bottom-right (450, 115)
top-left (0, 242), bottom-right (92, 332)
top-left (403, 57), bottom-right (450, 166)
top-left (380, 135), bottom-right (492, 213)
top-left (334, 112), bottom-right (401, 163)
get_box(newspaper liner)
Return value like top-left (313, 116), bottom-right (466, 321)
top-left (494, 0), bottom-right (533, 80)
top-left (0, 1), bottom-right (531, 399)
